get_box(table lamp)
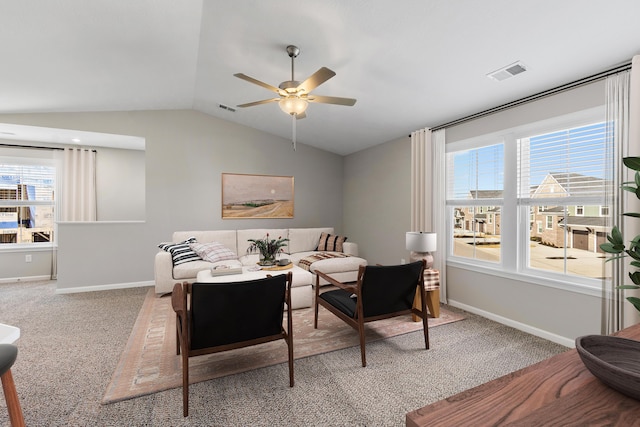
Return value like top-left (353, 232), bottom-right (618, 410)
top-left (406, 231), bottom-right (437, 269)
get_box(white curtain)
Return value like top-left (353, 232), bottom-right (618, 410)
top-left (62, 148), bottom-right (96, 221)
top-left (602, 55), bottom-right (640, 333)
top-left (410, 128), bottom-right (447, 302)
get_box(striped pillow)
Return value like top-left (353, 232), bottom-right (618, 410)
top-left (190, 242), bottom-right (237, 263)
top-left (316, 232), bottom-right (347, 252)
top-left (158, 237), bottom-right (200, 266)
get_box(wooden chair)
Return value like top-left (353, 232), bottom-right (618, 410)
top-left (172, 272), bottom-right (294, 417)
top-left (314, 260), bottom-right (428, 367)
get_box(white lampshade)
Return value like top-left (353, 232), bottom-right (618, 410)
top-left (279, 96), bottom-right (308, 115)
top-left (406, 232), bottom-right (437, 253)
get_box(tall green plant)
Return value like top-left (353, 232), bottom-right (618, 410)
top-left (600, 156), bottom-right (640, 312)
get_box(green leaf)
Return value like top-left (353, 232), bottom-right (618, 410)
top-left (623, 156), bottom-right (640, 171)
top-left (631, 260), bottom-right (640, 268)
top-left (630, 272), bottom-right (640, 285)
top-left (617, 285), bottom-right (640, 290)
top-left (622, 185), bottom-right (637, 193)
top-left (623, 213), bottom-right (640, 218)
top-left (636, 171), bottom-right (640, 187)
top-left (604, 254), bottom-right (627, 263)
top-left (612, 226), bottom-right (623, 243)
top-left (626, 297), bottom-right (640, 313)
top-left (600, 243), bottom-right (624, 254)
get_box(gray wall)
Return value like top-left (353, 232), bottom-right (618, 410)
top-left (342, 81), bottom-right (607, 345)
top-left (0, 110), bottom-right (344, 289)
top-left (343, 135), bottom-right (412, 265)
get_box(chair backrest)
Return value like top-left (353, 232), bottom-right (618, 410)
top-left (360, 261), bottom-right (424, 318)
top-left (190, 275), bottom-right (287, 350)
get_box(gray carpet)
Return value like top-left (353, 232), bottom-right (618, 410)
top-left (0, 280), bottom-right (568, 427)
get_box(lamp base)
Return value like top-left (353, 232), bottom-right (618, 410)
top-left (410, 251), bottom-right (433, 269)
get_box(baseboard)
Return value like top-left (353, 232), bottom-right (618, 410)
top-left (448, 299), bottom-right (575, 348)
top-left (55, 281), bottom-right (154, 294)
top-left (0, 275), bottom-right (52, 284)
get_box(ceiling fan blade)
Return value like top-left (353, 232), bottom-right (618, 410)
top-left (234, 73), bottom-right (282, 94)
top-left (236, 98), bottom-right (280, 108)
top-left (296, 112), bottom-right (306, 120)
top-left (298, 67), bottom-right (336, 93)
top-left (307, 95), bottom-right (357, 106)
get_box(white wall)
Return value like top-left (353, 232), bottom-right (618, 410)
top-left (96, 147), bottom-right (145, 221)
top-left (0, 110), bottom-right (344, 290)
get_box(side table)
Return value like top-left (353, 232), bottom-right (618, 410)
top-left (412, 269), bottom-right (440, 320)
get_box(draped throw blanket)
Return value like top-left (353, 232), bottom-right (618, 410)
top-left (298, 252), bottom-right (351, 271)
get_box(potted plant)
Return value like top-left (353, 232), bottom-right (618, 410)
top-left (247, 233), bottom-right (289, 266)
top-left (599, 156), bottom-right (640, 312)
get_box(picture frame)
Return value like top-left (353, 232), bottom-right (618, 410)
top-left (222, 173), bottom-right (294, 219)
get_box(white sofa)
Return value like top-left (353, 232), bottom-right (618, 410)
top-left (154, 227), bottom-right (367, 308)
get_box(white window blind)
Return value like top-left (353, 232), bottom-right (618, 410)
top-left (517, 122), bottom-right (611, 205)
top-left (446, 143), bottom-right (504, 202)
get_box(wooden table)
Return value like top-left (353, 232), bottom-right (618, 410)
top-left (406, 323), bottom-right (640, 426)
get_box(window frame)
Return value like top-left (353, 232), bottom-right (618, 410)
top-left (445, 106), bottom-right (608, 294)
top-left (0, 154), bottom-right (61, 250)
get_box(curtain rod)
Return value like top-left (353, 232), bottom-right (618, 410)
top-left (426, 60), bottom-right (632, 132)
top-left (0, 143), bottom-right (96, 152)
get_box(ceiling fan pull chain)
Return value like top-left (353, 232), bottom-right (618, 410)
top-left (292, 114), bottom-right (297, 151)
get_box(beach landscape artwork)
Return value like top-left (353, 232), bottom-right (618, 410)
top-left (222, 173), bottom-right (294, 218)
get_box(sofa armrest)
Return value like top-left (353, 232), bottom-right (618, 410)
top-left (154, 251), bottom-right (175, 294)
top-left (343, 241), bottom-right (358, 256)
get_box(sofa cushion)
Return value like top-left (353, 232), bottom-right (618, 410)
top-left (190, 242), bottom-right (237, 263)
top-left (159, 238), bottom-right (200, 266)
top-left (173, 230), bottom-right (238, 255)
top-left (287, 227), bottom-right (334, 254)
top-left (316, 232), bottom-right (347, 252)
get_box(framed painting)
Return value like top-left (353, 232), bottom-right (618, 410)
top-left (222, 173), bottom-right (294, 219)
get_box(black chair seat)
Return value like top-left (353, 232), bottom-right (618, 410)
top-left (319, 289), bottom-right (357, 318)
top-left (0, 344), bottom-right (17, 376)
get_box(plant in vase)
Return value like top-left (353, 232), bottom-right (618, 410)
top-left (247, 234), bottom-right (289, 266)
top-left (600, 156), bottom-right (640, 313)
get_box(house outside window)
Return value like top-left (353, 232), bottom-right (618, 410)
top-left (600, 205), bottom-right (609, 216)
top-left (576, 205), bottom-right (584, 216)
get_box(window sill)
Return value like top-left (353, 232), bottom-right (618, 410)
top-left (446, 258), bottom-right (602, 298)
top-left (0, 244), bottom-right (57, 253)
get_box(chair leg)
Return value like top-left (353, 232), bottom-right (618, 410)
top-left (1, 369), bottom-right (25, 427)
top-left (182, 350), bottom-right (189, 417)
top-left (358, 319), bottom-right (367, 367)
top-left (287, 333), bottom-right (294, 387)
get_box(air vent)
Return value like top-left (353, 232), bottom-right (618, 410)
top-left (487, 61), bottom-right (527, 82)
top-left (218, 104), bottom-right (236, 112)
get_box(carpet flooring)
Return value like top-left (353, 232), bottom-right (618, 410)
top-left (102, 288), bottom-right (465, 404)
top-left (0, 280), bottom-right (569, 426)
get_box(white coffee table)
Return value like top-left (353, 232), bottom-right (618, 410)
top-left (196, 265), bottom-right (313, 309)
top-left (0, 323), bottom-right (20, 344)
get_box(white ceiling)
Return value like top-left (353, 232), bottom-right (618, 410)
top-left (0, 0), bottom-right (639, 155)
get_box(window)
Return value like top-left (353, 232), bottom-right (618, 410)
top-left (446, 111), bottom-right (612, 288)
top-left (0, 161), bottom-right (56, 245)
top-left (446, 143), bottom-right (503, 263)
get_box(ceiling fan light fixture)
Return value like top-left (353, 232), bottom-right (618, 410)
top-left (279, 96), bottom-right (308, 115)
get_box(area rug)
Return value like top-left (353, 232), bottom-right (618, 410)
top-left (102, 288), bottom-right (465, 404)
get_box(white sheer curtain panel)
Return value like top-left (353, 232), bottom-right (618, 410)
top-left (623, 55), bottom-right (640, 328)
top-left (410, 128), bottom-right (447, 302)
top-left (62, 148), bottom-right (97, 221)
top-left (603, 70), bottom-right (630, 334)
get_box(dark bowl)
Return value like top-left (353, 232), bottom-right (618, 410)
top-left (575, 335), bottom-right (640, 401)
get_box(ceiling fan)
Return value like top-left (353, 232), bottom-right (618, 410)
top-left (234, 45), bottom-right (357, 150)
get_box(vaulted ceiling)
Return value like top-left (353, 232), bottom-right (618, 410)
top-left (1, 1), bottom-right (639, 155)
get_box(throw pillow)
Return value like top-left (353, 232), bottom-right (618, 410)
top-left (190, 242), bottom-right (237, 263)
top-left (316, 232), bottom-right (347, 252)
top-left (158, 237), bottom-right (200, 266)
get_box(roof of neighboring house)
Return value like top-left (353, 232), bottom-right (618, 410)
top-left (469, 190), bottom-right (503, 199)
top-left (558, 216), bottom-right (608, 227)
top-left (533, 172), bottom-right (612, 197)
